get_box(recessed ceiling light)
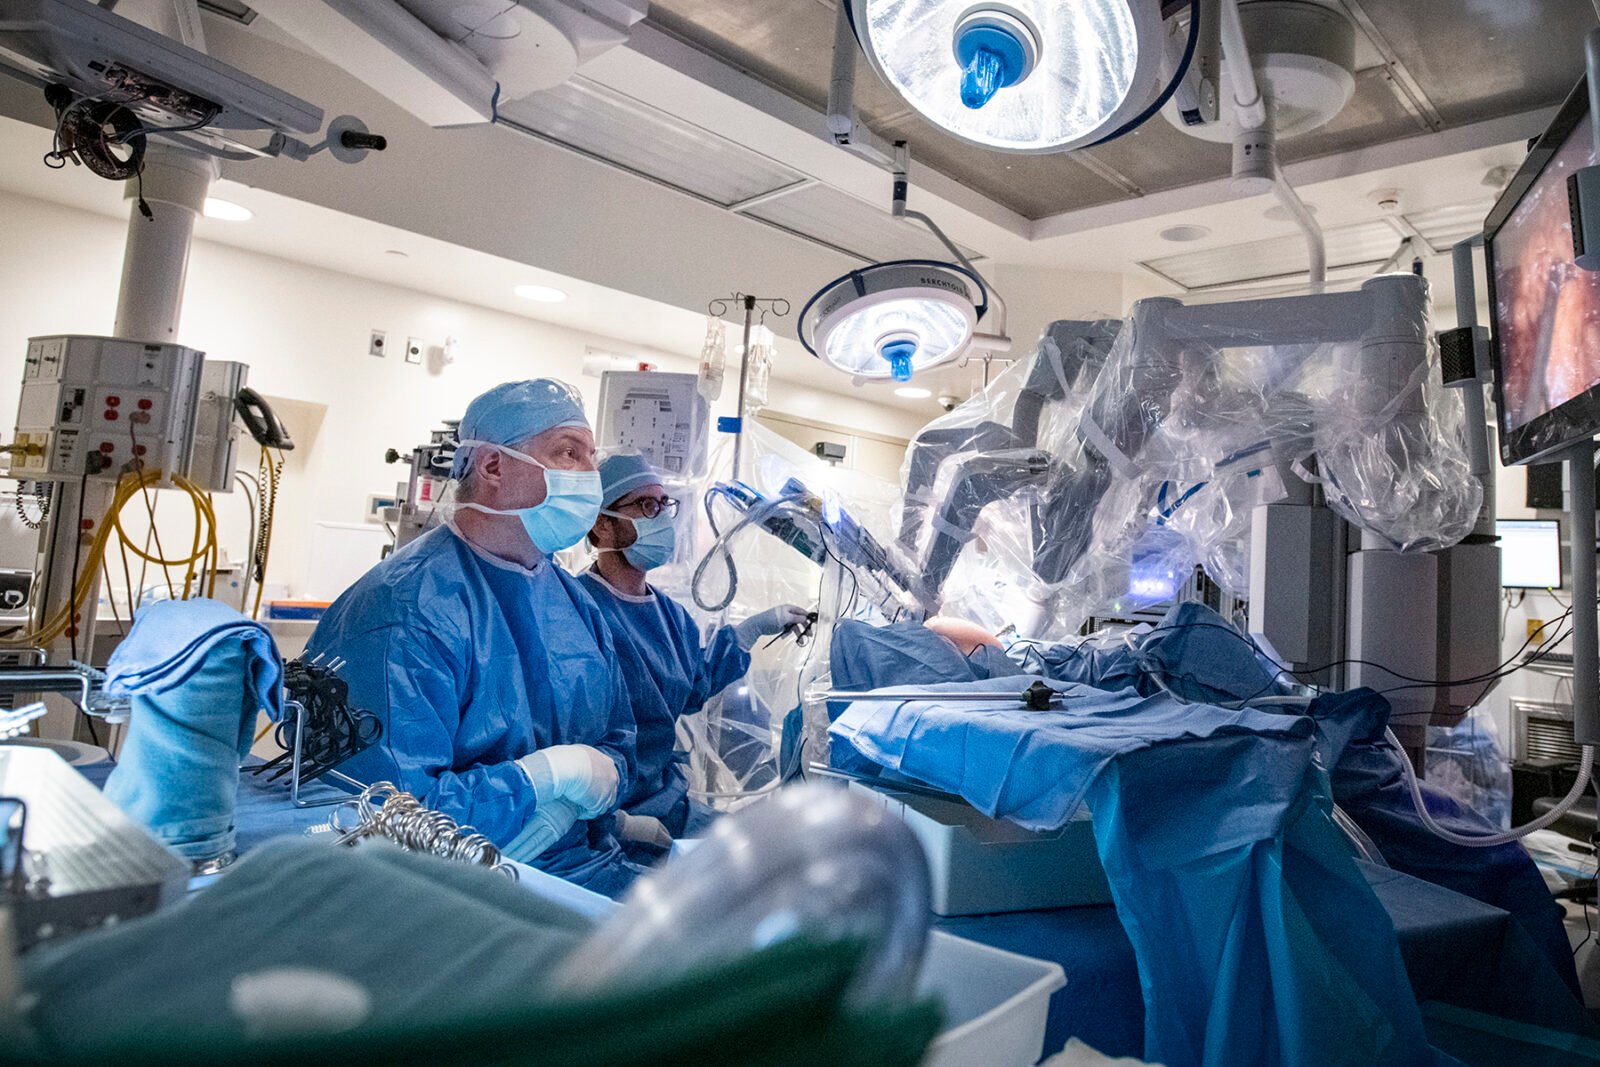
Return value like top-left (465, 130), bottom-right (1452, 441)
top-left (202, 197), bottom-right (252, 221)
top-left (894, 386), bottom-right (933, 399)
top-left (514, 284), bottom-right (567, 303)
top-left (1159, 224), bottom-right (1210, 242)
top-left (1263, 202), bottom-right (1318, 222)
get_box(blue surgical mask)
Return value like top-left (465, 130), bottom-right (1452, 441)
top-left (600, 509), bottom-right (677, 571)
top-left (456, 441), bottom-right (602, 554)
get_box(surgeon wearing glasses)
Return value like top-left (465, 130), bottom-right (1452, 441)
top-left (581, 452), bottom-right (807, 855)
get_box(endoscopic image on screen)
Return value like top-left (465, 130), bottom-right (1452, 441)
top-left (1494, 119), bottom-right (1600, 431)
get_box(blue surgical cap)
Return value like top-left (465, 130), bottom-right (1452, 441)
top-left (598, 452), bottom-right (663, 507)
top-left (451, 379), bottom-right (588, 479)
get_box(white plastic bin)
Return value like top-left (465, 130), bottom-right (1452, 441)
top-left (851, 780), bottom-right (1112, 915)
top-left (919, 930), bottom-right (1066, 1067)
top-left (513, 867), bottom-right (1065, 1065)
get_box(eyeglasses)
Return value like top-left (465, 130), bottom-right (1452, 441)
top-left (619, 496), bottom-right (679, 519)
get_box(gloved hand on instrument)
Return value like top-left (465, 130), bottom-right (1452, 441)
top-left (733, 604), bottom-right (810, 652)
top-left (615, 810), bottom-right (673, 850)
top-left (516, 743), bottom-right (621, 820)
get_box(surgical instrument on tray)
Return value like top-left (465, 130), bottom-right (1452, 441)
top-left (813, 680), bottom-right (1067, 711)
top-left (310, 780), bottom-right (517, 880)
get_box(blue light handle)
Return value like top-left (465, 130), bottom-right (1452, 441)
top-left (879, 339), bottom-right (917, 383)
top-left (961, 47), bottom-right (1006, 110)
top-left (955, 23), bottom-right (1028, 110)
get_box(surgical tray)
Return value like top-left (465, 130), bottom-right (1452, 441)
top-left (849, 780), bottom-right (1111, 916)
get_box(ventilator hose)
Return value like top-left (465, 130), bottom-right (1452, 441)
top-left (1388, 726), bottom-right (1593, 847)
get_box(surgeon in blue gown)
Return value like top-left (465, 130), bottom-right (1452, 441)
top-left (579, 452), bottom-right (807, 855)
top-left (306, 380), bottom-right (642, 896)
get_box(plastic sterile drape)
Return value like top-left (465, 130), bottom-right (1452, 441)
top-left (586, 423), bottom-right (909, 811)
top-left (893, 275), bottom-right (1483, 642)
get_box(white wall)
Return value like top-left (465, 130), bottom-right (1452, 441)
top-left (994, 265), bottom-right (1127, 355)
top-left (0, 190), bottom-right (931, 602)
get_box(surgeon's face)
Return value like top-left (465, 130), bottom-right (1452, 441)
top-left (594, 481), bottom-right (668, 550)
top-left (494, 426), bottom-right (596, 509)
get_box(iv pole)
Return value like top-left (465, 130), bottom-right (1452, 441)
top-left (708, 293), bottom-right (789, 481)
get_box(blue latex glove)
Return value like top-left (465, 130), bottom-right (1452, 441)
top-left (502, 797), bottom-right (582, 862)
top-left (733, 604), bottom-right (809, 652)
top-left (517, 744), bottom-right (620, 819)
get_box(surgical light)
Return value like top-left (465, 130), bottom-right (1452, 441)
top-left (848, 0), bottom-right (1167, 152)
top-left (798, 261), bottom-right (982, 383)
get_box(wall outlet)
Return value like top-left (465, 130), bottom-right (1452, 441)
top-left (405, 336), bottom-right (423, 364)
top-left (369, 330), bottom-right (386, 357)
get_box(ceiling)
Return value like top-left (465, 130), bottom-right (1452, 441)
top-left (0, 0), bottom-right (1556, 386)
top-left (0, 113), bottom-right (956, 422)
top-left (643, 0), bottom-right (1592, 220)
top-left (155, 0), bottom-right (1568, 294)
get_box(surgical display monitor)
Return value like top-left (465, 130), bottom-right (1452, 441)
top-left (1497, 519), bottom-right (1563, 589)
top-left (1487, 78), bottom-right (1600, 465)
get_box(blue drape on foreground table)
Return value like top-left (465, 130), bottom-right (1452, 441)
top-left (830, 681), bottom-right (1457, 1067)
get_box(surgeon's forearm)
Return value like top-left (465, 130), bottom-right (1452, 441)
top-left (418, 760), bottom-right (540, 845)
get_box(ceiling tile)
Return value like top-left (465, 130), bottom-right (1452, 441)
top-left (1405, 199), bottom-right (1497, 249)
top-left (1356, 0), bottom-right (1589, 126)
top-left (1076, 121), bottom-right (1231, 199)
top-left (1142, 219), bottom-right (1401, 289)
top-left (1279, 67), bottom-right (1428, 162)
top-left (499, 77), bottom-right (807, 207)
top-left (876, 113), bottom-right (1133, 219)
top-left (745, 181), bottom-right (979, 263)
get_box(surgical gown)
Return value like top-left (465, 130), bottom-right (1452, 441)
top-left (306, 526), bottom-right (638, 893)
top-left (576, 570), bottom-right (748, 835)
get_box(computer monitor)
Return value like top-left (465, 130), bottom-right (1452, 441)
top-left (1498, 518), bottom-right (1563, 589)
top-left (1486, 77), bottom-right (1600, 466)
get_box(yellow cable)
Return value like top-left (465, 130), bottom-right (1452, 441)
top-left (4, 471), bottom-right (145, 646)
top-left (117, 529), bottom-right (138, 617)
top-left (131, 463), bottom-right (176, 599)
top-left (0, 470), bottom-right (222, 647)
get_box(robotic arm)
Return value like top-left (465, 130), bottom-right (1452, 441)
top-left (902, 320), bottom-right (1120, 606)
top-left (1034, 274), bottom-right (1449, 587)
